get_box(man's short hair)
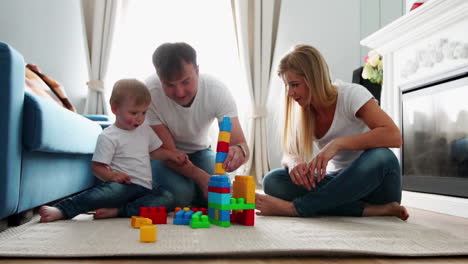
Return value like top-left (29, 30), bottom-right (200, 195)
top-left (109, 79), bottom-right (151, 106)
top-left (152, 42), bottom-right (197, 81)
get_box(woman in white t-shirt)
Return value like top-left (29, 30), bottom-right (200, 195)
top-left (256, 44), bottom-right (409, 220)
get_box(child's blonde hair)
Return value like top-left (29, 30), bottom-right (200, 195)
top-left (110, 79), bottom-right (151, 106)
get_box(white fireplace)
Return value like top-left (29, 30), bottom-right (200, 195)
top-left (361, 0), bottom-right (468, 218)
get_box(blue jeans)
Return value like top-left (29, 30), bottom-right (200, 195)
top-left (151, 148), bottom-right (215, 208)
top-left (262, 148), bottom-right (402, 217)
top-left (55, 182), bottom-right (174, 219)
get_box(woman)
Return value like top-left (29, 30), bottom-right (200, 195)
top-left (256, 44), bottom-right (408, 220)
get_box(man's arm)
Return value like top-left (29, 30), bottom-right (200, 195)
top-left (223, 117), bottom-right (249, 172)
top-left (151, 124), bottom-right (211, 197)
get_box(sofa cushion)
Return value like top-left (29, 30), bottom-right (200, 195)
top-left (23, 91), bottom-right (102, 154)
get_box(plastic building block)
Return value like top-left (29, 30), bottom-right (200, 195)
top-left (140, 225), bottom-right (157, 242)
top-left (232, 175), bottom-right (256, 204)
top-left (131, 217), bottom-right (152, 228)
top-left (214, 162), bottom-right (226, 175)
top-left (218, 131), bottom-right (231, 143)
top-left (215, 152), bottom-right (228, 163)
top-left (219, 116), bottom-right (232, 132)
top-left (173, 209), bottom-right (194, 225)
top-left (216, 141), bottom-right (229, 153)
top-left (190, 211), bottom-right (211, 228)
top-left (208, 186), bottom-right (231, 193)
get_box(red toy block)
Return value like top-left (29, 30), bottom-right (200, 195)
top-left (208, 186), bottom-right (231, 193)
top-left (231, 209), bottom-right (255, 226)
top-left (216, 141), bottom-right (229, 153)
top-left (139, 207), bottom-right (149, 218)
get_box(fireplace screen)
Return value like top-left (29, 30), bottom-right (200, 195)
top-left (401, 72), bottom-right (468, 198)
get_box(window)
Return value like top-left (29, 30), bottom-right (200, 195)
top-left (106, 0), bottom-right (250, 151)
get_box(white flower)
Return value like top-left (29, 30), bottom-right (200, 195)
top-left (367, 50), bottom-right (381, 67)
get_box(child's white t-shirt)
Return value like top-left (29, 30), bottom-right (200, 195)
top-left (92, 124), bottom-right (162, 189)
top-left (315, 81), bottom-right (374, 173)
top-left (145, 73), bottom-right (238, 153)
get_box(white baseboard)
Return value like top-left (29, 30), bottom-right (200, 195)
top-left (402, 191), bottom-right (468, 218)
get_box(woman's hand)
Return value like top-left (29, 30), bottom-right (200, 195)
top-left (308, 139), bottom-right (340, 183)
top-left (289, 162), bottom-right (315, 191)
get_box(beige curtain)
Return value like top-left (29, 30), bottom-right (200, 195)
top-left (82, 0), bottom-right (124, 115)
top-left (231, 0), bottom-right (281, 185)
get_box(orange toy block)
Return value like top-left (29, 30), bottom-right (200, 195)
top-left (131, 216), bottom-right (152, 228)
top-left (217, 131), bottom-right (231, 143)
top-left (232, 175), bottom-right (256, 204)
top-left (214, 162), bottom-right (226, 175)
top-left (140, 225), bottom-right (157, 242)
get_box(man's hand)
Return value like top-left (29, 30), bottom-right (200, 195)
top-left (223, 145), bottom-right (246, 172)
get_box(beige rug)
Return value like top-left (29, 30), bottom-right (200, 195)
top-left (0, 214), bottom-right (467, 258)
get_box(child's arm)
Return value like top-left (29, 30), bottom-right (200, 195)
top-left (91, 161), bottom-right (131, 184)
top-left (150, 147), bottom-right (188, 165)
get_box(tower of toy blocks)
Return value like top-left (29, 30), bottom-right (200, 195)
top-left (208, 116), bottom-right (233, 227)
top-left (208, 116), bottom-right (256, 227)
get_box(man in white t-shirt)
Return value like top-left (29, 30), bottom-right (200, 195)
top-left (145, 42), bottom-right (250, 207)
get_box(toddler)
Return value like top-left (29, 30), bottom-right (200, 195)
top-left (39, 79), bottom-right (187, 222)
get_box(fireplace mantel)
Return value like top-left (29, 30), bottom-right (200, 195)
top-left (361, 0), bottom-right (468, 218)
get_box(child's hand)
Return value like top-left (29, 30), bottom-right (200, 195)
top-left (170, 151), bottom-right (189, 165)
top-left (111, 171), bottom-right (132, 184)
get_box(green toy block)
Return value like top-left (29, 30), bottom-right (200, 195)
top-left (190, 211), bottom-right (211, 229)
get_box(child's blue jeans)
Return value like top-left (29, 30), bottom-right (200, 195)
top-left (262, 148), bottom-right (402, 217)
top-left (55, 182), bottom-right (174, 219)
top-left (151, 148), bottom-right (215, 208)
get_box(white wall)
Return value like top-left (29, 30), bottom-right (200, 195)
top-left (0, 0), bottom-right (89, 113)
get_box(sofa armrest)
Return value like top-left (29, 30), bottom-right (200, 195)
top-left (82, 114), bottom-right (110, 121)
top-left (23, 91), bottom-right (102, 154)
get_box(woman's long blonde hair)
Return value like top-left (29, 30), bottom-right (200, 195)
top-left (278, 44), bottom-right (337, 162)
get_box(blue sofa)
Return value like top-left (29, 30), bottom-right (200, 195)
top-left (0, 41), bottom-right (103, 225)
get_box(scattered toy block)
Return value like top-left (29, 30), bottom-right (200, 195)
top-left (140, 225), bottom-right (157, 242)
top-left (190, 211), bottom-right (211, 228)
top-left (132, 217), bottom-right (152, 228)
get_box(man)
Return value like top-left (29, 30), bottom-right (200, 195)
top-left (145, 42), bottom-right (249, 207)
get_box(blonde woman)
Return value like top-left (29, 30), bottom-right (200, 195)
top-left (256, 44), bottom-right (409, 220)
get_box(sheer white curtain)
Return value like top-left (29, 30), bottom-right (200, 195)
top-left (231, 0), bottom-right (281, 184)
top-left (105, 0), bottom-right (250, 168)
top-left (82, 0), bottom-right (123, 115)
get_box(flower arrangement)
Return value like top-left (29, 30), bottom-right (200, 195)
top-left (362, 50), bottom-right (383, 84)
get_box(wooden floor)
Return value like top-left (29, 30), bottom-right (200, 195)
top-left (1, 207), bottom-right (467, 264)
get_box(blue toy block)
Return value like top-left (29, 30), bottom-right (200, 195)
top-left (219, 116), bottom-right (232, 132)
top-left (208, 192), bottom-right (231, 205)
top-left (215, 152), bottom-right (228, 163)
top-left (208, 175), bottom-right (231, 188)
top-left (173, 210), bottom-right (194, 225)
top-left (219, 210), bottom-right (231, 221)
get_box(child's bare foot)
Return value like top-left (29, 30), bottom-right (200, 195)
top-left (363, 202), bottom-right (409, 221)
top-left (94, 208), bottom-right (118, 219)
top-left (39, 206), bottom-right (63, 222)
top-left (255, 193), bottom-right (298, 216)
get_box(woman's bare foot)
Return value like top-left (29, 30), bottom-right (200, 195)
top-left (94, 208), bottom-right (118, 219)
top-left (39, 206), bottom-right (63, 222)
top-left (255, 193), bottom-right (298, 216)
top-left (363, 202), bottom-right (409, 221)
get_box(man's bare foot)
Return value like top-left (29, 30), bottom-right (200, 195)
top-left (39, 206), bottom-right (63, 222)
top-left (255, 193), bottom-right (298, 216)
top-left (94, 208), bottom-right (118, 219)
top-left (363, 202), bottom-right (409, 221)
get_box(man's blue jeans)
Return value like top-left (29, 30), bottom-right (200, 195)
top-left (262, 148), bottom-right (402, 217)
top-left (55, 182), bottom-right (174, 219)
top-left (151, 148), bottom-right (215, 208)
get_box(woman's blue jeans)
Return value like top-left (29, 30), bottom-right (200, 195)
top-left (262, 148), bottom-right (402, 217)
top-left (151, 148), bottom-right (215, 208)
top-left (55, 182), bottom-right (174, 219)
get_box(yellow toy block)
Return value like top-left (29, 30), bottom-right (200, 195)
top-left (140, 225), bottom-right (157, 242)
top-left (217, 131), bottom-right (231, 143)
top-left (232, 175), bottom-right (256, 204)
top-left (131, 217), bottom-right (152, 228)
top-left (214, 162), bottom-right (226, 175)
